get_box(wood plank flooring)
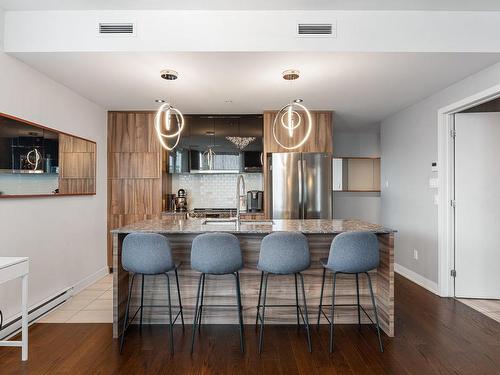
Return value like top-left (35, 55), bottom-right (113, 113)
top-left (2, 274), bottom-right (500, 375)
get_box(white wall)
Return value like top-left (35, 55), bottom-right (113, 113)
top-left (381, 60), bottom-right (500, 283)
top-left (333, 129), bottom-right (381, 223)
top-left (0, 47), bottom-right (107, 321)
top-left (5, 10), bottom-right (500, 53)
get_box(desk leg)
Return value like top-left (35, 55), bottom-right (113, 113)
top-left (21, 273), bottom-right (28, 361)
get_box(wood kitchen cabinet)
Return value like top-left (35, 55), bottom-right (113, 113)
top-left (107, 111), bottom-right (164, 269)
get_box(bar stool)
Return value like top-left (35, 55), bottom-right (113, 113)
top-left (255, 232), bottom-right (312, 353)
top-left (190, 233), bottom-right (244, 353)
top-left (120, 233), bottom-right (184, 354)
top-left (317, 231), bottom-right (384, 353)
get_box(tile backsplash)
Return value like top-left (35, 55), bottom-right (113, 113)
top-left (172, 173), bottom-right (263, 209)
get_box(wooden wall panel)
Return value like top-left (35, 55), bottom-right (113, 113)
top-left (107, 112), bottom-right (164, 268)
top-left (58, 133), bottom-right (96, 194)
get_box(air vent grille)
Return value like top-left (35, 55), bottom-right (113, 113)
top-left (297, 23), bottom-right (334, 36)
top-left (99, 23), bottom-right (134, 35)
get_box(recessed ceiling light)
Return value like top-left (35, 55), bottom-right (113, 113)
top-left (160, 69), bottom-right (178, 80)
top-left (155, 99), bottom-right (166, 103)
top-left (294, 99), bottom-right (304, 103)
top-left (282, 69), bottom-right (300, 81)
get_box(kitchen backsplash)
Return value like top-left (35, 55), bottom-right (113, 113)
top-left (172, 173), bottom-right (263, 209)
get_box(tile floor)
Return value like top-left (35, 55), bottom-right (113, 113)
top-left (458, 298), bottom-right (500, 323)
top-left (38, 274), bottom-right (112, 323)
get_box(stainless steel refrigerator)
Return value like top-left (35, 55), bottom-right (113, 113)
top-left (269, 152), bottom-right (332, 219)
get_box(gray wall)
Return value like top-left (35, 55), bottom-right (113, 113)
top-left (381, 60), bottom-right (500, 283)
top-left (333, 129), bottom-right (381, 223)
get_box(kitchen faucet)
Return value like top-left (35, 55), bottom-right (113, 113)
top-left (236, 174), bottom-right (246, 229)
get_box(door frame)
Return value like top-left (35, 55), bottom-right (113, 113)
top-left (437, 84), bottom-right (500, 297)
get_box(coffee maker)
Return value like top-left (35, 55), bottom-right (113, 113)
top-left (175, 189), bottom-right (187, 212)
top-left (246, 190), bottom-right (263, 212)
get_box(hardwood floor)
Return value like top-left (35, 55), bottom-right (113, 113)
top-left (2, 274), bottom-right (500, 374)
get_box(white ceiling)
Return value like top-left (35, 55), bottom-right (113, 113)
top-left (11, 52), bottom-right (500, 130)
top-left (2, 0), bottom-right (500, 11)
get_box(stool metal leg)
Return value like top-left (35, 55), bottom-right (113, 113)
top-left (120, 273), bottom-right (136, 353)
top-left (198, 273), bottom-right (206, 331)
top-left (234, 272), bottom-right (245, 353)
top-left (174, 268), bottom-right (185, 329)
top-left (294, 273), bottom-right (300, 328)
top-left (355, 273), bottom-right (361, 331)
top-left (365, 272), bottom-right (384, 353)
top-left (329, 272), bottom-right (337, 353)
top-left (258, 273), bottom-right (269, 354)
top-left (165, 273), bottom-right (174, 355)
top-left (317, 267), bottom-right (326, 328)
top-left (140, 274), bottom-right (145, 330)
top-left (190, 273), bottom-right (203, 354)
top-left (298, 272), bottom-right (312, 353)
top-left (255, 271), bottom-right (264, 328)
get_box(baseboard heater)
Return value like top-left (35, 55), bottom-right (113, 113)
top-left (0, 288), bottom-right (71, 340)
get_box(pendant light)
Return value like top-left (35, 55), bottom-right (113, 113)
top-left (272, 70), bottom-right (312, 150)
top-left (154, 70), bottom-right (185, 151)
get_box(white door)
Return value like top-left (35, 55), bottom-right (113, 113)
top-left (455, 113), bottom-right (500, 298)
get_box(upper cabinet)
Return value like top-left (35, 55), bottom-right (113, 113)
top-left (169, 115), bottom-right (263, 173)
top-left (263, 111), bottom-right (333, 154)
top-left (0, 112), bottom-right (96, 197)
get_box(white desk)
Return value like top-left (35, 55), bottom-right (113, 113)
top-left (0, 257), bottom-right (29, 361)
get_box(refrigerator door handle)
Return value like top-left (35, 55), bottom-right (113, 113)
top-left (302, 158), bottom-right (307, 219)
top-left (298, 158), bottom-right (303, 218)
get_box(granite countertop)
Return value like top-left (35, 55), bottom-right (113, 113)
top-left (111, 218), bottom-right (396, 235)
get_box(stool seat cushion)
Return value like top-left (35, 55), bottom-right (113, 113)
top-left (191, 233), bottom-right (243, 274)
top-left (122, 233), bottom-right (174, 275)
top-left (325, 231), bottom-right (379, 273)
top-left (258, 232), bottom-right (310, 274)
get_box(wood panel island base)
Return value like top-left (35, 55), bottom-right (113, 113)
top-left (112, 219), bottom-right (396, 338)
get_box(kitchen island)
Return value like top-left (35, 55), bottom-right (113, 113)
top-left (111, 219), bottom-right (396, 337)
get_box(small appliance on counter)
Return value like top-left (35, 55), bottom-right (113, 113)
top-left (175, 189), bottom-right (187, 212)
top-left (246, 190), bottom-right (263, 212)
top-left (165, 193), bottom-right (176, 212)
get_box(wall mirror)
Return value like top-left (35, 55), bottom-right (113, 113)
top-left (0, 113), bottom-right (96, 197)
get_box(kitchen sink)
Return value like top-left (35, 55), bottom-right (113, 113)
top-left (202, 219), bottom-right (237, 225)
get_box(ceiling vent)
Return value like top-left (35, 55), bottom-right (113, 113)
top-left (98, 23), bottom-right (135, 35)
top-left (297, 23), bottom-right (336, 37)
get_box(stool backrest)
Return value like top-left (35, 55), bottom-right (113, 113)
top-left (122, 233), bottom-right (174, 274)
top-left (327, 231), bottom-right (379, 273)
top-left (191, 233), bottom-right (243, 274)
top-left (259, 231), bottom-right (310, 274)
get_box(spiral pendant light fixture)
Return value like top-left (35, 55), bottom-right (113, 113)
top-left (154, 70), bottom-right (185, 151)
top-left (272, 70), bottom-right (312, 150)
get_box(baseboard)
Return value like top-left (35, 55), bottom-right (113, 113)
top-left (394, 263), bottom-right (438, 295)
top-left (0, 288), bottom-right (71, 340)
top-left (71, 266), bottom-right (109, 296)
top-left (0, 266), bottom-right (109, 340)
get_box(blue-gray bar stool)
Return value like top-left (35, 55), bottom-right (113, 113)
top-left (120, 233), bottom-right (184, 355)
top-left (317, 231), bottom-right (384, 353)
top-left (190, 233), bottom-right (245, 353)
top-left (255, 232), bottom-right (312, 353)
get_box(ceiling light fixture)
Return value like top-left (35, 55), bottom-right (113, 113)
top-left (160, 69), bottom-right (178, 80)
top-left (154, 70), bottom-right (184, 151)
top-left (226, 136), bottom-right (256, 150)
top-left (154, 102), bottom-right (185, 151)
top-left (272, 70), bottom-right (312, 150)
